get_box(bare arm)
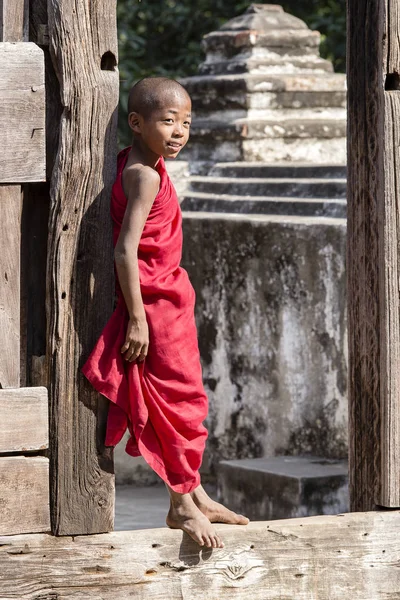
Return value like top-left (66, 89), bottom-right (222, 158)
top-left (114, 164), bottom-right (160, 362)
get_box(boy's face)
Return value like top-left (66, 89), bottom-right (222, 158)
top-left (130, 91), bottom-right (192, 159)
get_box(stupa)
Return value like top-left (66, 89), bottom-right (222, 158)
top-left (179, 4), bottom-right (346, 167)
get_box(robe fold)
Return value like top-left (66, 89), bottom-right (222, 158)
top-left (82, 146), bottom-right (208, 493)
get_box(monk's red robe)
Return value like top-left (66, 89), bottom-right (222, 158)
top-left (82, 147), bottom-right (208, 493)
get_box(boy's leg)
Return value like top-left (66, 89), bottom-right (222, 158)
top-left (190, 485), bottom-right (250, 525)
top-left (165, 484), bottom-right (224, 548)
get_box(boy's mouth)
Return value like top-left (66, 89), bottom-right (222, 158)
top-left (167, 142), bottom-right (182, 150)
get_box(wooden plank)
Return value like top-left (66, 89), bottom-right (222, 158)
top-left (379, 91), bottom-right (400, 506)
top-left (0, 43), bottom-right (45, 183)
top-left (0, 456), bottom-right (50, 535)
top-left (0, 0), bottom-right (28, 42)
top-left (347, 0), bottom-right (400, 508)
top-left (46, 0), bottom-right (119, 535)
top-left (0, 186), bottom-right (21, 388)
top-left (0, 387), bottom-right (48, 453)
top-left (22, 0), bottom-right (61, 386)
top-left (0, 0), bottom-right (29, 388)
top-left (378, 0), bottom-right (400, 507)
top-left (0, 512), bottom-right (400, 599)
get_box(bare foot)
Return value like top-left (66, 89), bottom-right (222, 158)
top-left (191, 485), bottom-right (250, 525)
top-left (166, 491), bottom-right (224, 549)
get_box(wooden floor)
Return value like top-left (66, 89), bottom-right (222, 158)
top-left (1, 511), bottom-right (400, 599)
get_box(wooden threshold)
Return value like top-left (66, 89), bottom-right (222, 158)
top-left (1, 511), bottom-right (400, 599)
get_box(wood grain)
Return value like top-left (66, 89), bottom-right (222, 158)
top-left (347, 0), bottom-right (400, 509)
top-left (0, 387), bottom-right (48, 453)
top-left (0, 456), bottom-right (50, 535)
top-left (0, 43), bottom-right (45, 183)
top-left (0, 0), bottom-right (28, 42)
top-left (378, 93), bottom-right (400, 506)
top-left (0, 512), bottom-right (400, 599)
top-left (1, 4), bottom-right (31, 388)
top-left (29, 0), bottom-right (62, 179)
top-left (0, 186), bottom-right (21, 388)
top-left (46, 0), bottom-right (119, 535)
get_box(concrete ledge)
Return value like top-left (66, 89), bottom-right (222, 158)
top-left (1, 512), bottom-right (400, 599)
top-left (217, 456), bottom-right (348, 520)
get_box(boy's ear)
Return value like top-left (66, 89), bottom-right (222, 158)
top-left (128, 111), bottom-right (141, 134)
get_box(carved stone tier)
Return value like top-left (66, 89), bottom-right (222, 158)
top-left (179, 4), bottom-right (346, 166)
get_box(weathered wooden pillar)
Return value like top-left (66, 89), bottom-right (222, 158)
top-left (347, 0), bottom-right (400, 509)
top-left (0, 1), bottom-right (50, 537)
top-left (0, 0), bottom-right (30, 388)
top-left (46, 0), bottom-right (119, 535)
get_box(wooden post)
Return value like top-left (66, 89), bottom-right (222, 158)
top-left (0, 0), bottom-right (28, 41)
top-left (46, 0), bottom-right (119, 535)
top-left (347, 0), bottom-right (400, 508)
top-left (0, 0), bottom-right (29, 388)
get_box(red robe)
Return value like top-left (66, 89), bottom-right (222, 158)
top-left (82, 147), bottom-right (208, 493)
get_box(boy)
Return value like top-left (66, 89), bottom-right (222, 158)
top-left (82, 77), bottom-right (249, 549)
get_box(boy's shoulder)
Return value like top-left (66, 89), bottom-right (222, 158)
top-left (123, 161), bottom-right (161, 194)
top-left (121, 160), bottom-right (161, 205)
top-left (124, 161), bottom-right (160, 183)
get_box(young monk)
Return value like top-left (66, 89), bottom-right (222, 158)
top-left (82, 76), bottom-right (249, 549)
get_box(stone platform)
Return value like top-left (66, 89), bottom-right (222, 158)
top-left (217, 456), bottom-right (348, 521)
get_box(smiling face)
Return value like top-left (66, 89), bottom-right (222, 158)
top-left (129, 89), bottom-right (192, 159)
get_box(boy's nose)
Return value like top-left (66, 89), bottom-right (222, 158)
top-left (173, 124), bottom-right (185, 137)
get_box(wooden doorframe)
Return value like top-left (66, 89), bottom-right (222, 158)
top-left (347, 0), bottom-right (400, 510)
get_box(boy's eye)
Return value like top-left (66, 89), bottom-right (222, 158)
top-left (184, 121), bottom-right (191, 126)
top-left (164, 118), bottom-right (174, 123)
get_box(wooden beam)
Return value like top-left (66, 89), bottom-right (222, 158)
top-left (1, 512), bottom-right (400, 598)
top-left (0, 0), bottom-right (28, 42)
top-left (0, 43), bottom-right (45, 183)
top-left (0, 387), bottom-right (48, 453)
top-left (0, 0), bottom-right (31, 389)
top-left (46, 0), bottom-right (119, 535)
top-left (0, 186), bottom-right (21, 388)
top-left (347, 0), bottom-right (400, 508)
top-left (22, 0), bottom-right (61, 387)
top-left (0, 456), bottom-right (50, 535)
top-left (378, 0), bottom-right (400, 508)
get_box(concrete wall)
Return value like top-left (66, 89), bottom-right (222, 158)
top-left (182, 212), bottom-right (348, 478)
top-left (114, 212), bottom-right (347, 484)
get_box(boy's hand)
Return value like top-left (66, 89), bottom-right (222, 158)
top-left (121, 316), bottom-right (149, 363)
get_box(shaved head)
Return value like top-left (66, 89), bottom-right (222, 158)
top-left (128, 77), bottom-right (191, 118)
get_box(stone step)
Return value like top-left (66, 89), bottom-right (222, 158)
top-left (182, 135), bottom-right (347, 164)
top-left (189, 118), bottom-right (347, 141)
top-left (189, 176), bottom-right (346, 198)
top-left (202, 29), bottom-right (322, 57)
top-left (180, 191), bottom-right (346, 218)
top-left (190, 90), bottom-right (346, 112)
top-left (198, 56), bottom-right (335, 76)
top-left (183, 73), bottom-right (346, 93)
top-left (217, 456), bottom-right (349, 521)
top-left (209, 162), bottom-right (347, 179)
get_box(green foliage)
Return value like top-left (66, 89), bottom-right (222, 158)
top-left (117, 0), bottom-right (346, 147)
top-left (281, 0), bottom-right (346, 72)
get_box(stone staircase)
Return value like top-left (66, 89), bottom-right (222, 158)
top-left (181, 162), bottom-right (347, 218)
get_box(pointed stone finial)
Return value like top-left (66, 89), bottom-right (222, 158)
top-left (220, 3), bottom-right (307, 32)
